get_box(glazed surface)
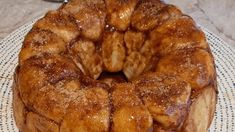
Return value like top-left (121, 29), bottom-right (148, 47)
top-left (13, 0), bottom-right (217, 131)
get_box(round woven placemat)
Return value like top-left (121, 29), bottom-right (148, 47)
top-left (0, 20), bottom-right (234, 132)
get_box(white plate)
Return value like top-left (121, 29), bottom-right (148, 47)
top-left (0, 20), bottom-right (235, 132)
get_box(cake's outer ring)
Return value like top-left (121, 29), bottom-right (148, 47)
top-left (13, 0), bottom-right (217, 131)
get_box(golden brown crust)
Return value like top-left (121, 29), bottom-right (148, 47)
top-left (156, 48), bottom-right (215, 90)
top-left (131, 0), bottom-right (166, 31)
top-left (111, 83), bottom-right (153, 132)
top-left (19, 29), bottom-right (66, 64)
top-left (182, 85), bottom-right (217, 132)
top-left (142, 16), bottom-right (209, 56)
top-left (69, 38), bottom-right (103, 79)
top-left (106, 0), bottom-right (138, 31)
top-left (14, 0), bottom-right (217, 131)
top-left (34, 11), bottom-right (80, 43)
top-left (13, 72), bottom-right (26, 130)
top-left (60, 88), bottom-right (110, 132)
top-left (133, 73), bottom-right (191, 130)
top-left (61, 0), bottom-right (106, 41)
top-left (24, 112), bottom-right (59, 132)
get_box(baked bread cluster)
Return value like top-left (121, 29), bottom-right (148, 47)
top-left (13, 0), bottom-right (217, 131)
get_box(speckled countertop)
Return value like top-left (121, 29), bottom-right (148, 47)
top-left (0, 0), bottom-right (235, 50)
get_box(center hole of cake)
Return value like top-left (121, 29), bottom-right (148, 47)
top-left (98, 71), bottom-right (128, 85)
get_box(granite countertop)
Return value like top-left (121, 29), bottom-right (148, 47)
top-left (0, 0), bottom-right (235, 50)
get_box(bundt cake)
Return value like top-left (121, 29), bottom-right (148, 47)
top-left (13, 0), bottom-right (217, 131)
